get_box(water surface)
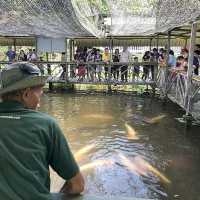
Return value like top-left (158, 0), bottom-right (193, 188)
top-left (40, 93), bottom-right (200, 200)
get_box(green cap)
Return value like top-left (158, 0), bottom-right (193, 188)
top-left (0, 62), bottom-right (48, 95)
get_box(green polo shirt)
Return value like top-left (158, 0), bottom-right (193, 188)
top-left (0, 101), bottom-right (79, 200)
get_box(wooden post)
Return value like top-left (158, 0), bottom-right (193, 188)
top-left (185, 22), bottom-right (197, 116)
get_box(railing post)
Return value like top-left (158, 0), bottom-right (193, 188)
top-left (46, 52), bottom-right (53, 91)
top-left (154, 62), bottom-right (158, 82)
top-left (185, 22), bottom-right (197, 116)
top-left (107, 63), bottom-right (112, 93)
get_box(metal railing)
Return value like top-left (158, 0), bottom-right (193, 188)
top-left (0, 61), bottom-right (158, 85)
top-left (156, 67), bottom-right (200, 120)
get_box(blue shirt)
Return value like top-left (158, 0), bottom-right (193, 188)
top-left (6, 50), bottom-right (16, 62)
top-left (168, 55), bottom-right (176, 67)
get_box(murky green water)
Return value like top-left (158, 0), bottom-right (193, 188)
top-left (40, 93), bottom-right (200, 200)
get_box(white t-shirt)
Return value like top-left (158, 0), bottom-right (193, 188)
top-left (31, 53), bottom-right (37, 61)
top-left (120, 50), bottom-right (131, 63)
top-left (27, 53), bottom-right (32, 61)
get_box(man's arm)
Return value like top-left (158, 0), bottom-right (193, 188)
top-left (49, 120), bottom-right (85, 195)
top-left (60, 172), bottom-right (85, 195)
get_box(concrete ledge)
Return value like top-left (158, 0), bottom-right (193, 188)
top-left (51, 193), bottom-right (154, 200)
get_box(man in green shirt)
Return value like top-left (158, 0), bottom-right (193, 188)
top-left (0, 62), bottom-right (84, 200)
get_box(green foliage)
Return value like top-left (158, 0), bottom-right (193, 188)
top-left (73, 0), bottom-right (157, 16)
top-left (73, 0), bottom-right (109, 14)
top-left (0, 47), bottom-right (8, 61)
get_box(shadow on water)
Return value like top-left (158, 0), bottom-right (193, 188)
top-left (40, 92), bottom-right (200, 200)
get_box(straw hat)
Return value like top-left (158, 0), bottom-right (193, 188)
top-left (0, 62), bottom-right (48, 96)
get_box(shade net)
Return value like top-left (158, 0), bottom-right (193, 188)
top-left (73, 0), bottom-right (200, 37)
top-left (0, 0), bottom-right (91, 37)
top-left (0, 0), bottom-right (200, 37)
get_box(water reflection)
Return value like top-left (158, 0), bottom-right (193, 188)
top-left (40, 93), bottom-right (200, 200)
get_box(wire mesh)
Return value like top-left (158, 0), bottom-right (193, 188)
top-left (0, 0), bottom-right (200, 37)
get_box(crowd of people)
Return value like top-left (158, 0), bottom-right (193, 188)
top-left (4, 44), bottom-right (200, 82)
top-left (73, 46), bottom-right (171, 82)
top-left (168, 47), bottom-right (200, 76)
top-left (74, 46), bottom-right (139, 82)
top-left (6, 47), bottom-right (38, 62)
top-left (139, 45), bottom-right (200, 81)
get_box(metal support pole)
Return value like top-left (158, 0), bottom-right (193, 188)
top-left (65, 38), bottom-right (68, 81)
top-left (185, 22), bottom-right (197, 116)
top-left (35, 37), bottom-right (38, 56)
top-left (154, 35), bottom-right (159, 81)
top-left (108, 36), bottom-right (112, 93)
top-left (163, 31), bottom-right (171, 96)
top-left (167, 31), bottom-right (171, 65)
top-left (108, 36), bottom-right (113, 62)
top-left (69, 39), bottom-right (73, 78)
top-left (72, 39), bottom-right (75, 61)
top-left (69, 39), bottom-right (72, 62)
top-left (46, 52), bottom-right (53, 91)
top-left (13, 38), bottom-right (16, 52)
top-left (149, 38), bottom-right (152, 51)
top-left (156, 35), bottom-right (159, 50)
top-left (184, 38), bottom-right (188, 48)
